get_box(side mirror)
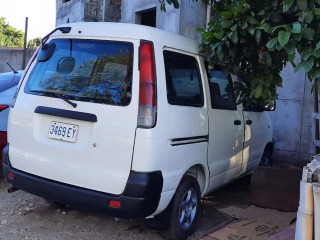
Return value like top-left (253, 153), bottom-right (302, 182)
top-left (264, 100), bottom-right (276, 111)
top-left (37, 43), bottom-right (56, 62)
top-left (57, 57), bottom-right (75, 74)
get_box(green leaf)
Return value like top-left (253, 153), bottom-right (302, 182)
top-left (210, 42), bottom-right (220, 51)
top-left (297, 0), bottom-right (307, 10)
top-left (317, 42), bottom-right (320, 49)
top-left (255, 30), bottom-right (261, 43)
top-left (314, 8), bottom-right (320, 16)
top-left (285, 40), bottom-right (296, 54)
top-left (292, 33), bottom-right (302, 41)
top-left (265, 54), bottom-right (272, 66)
top-left (221, 20), bottom-right (233, 29)
top-left (202, 32), bottom-right (213, 40)
top-left (295, 58), bottom-right (314, 73)
top-left (254, 86), bottom-right (263, 98)
top-left (300, 46), bottom-right (313, 60)
top-left (309, 67), bottom-right (320, 79)
top-left (283, 0), bottom-right (294, 12)
top-left (291, 22), bottom-right (301, 34)
top-left (314, 49), bottom-right (320, 58)
top-left (302, 28), bottom-right (315, 40)
top-left (231, 24), bottom-right (238, 31)
top-left (278, 31), bottom-right (291, 46)
top-left (213, 32), bottom-right (224, 40)
top-left (288, 53), bottom-right (295, 62)
top-left (231, 31), bottom-right (238, 43)
top-left (266, 38), bottom-right (278, 49)
top-left (222, 11), bottom-right (233, 20)
top-left (196, 27), bottom-right (205, 33)
top-left (247, 16), bottom-right (259, 25)
top-left (259, 23), bottom-right (271, 33)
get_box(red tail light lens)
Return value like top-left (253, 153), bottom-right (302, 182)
top-left (138, 40), bottom-right (157, 128)
top-left (0, 105), bottom-right (9, 112)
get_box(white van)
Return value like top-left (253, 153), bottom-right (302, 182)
top-left (3, 22), bottom-right (273, 239)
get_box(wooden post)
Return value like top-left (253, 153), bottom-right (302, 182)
top-left (22, 17), bottom-right (28, 70)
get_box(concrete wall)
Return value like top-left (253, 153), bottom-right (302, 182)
top-left (105, 0), bottom-right (121, 22)
top-left (56, 0), bottom-right (84, 25)
top-left (121, 0), bottom-right (207, 41)
top-left (179, 1), bottom-right (207, 42)
top-left (56, 0), bottom-right (120, 25)
top-left (270, 62), bottom-right (315, 166)
top-left (0, 48), bottom-right (35, 73)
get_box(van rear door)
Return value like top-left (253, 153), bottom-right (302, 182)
top-left (8, 38), bottom-right (138, 195)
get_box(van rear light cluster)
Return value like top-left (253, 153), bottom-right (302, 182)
top-left (138, 40), bottom-right (157, 128)
top-left (0, 105), bottom-right (9, 112)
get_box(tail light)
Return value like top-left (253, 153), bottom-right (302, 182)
top-left (138, 40), bottom-right (157, 128)
top-left (0, 105), bottom-right (9, 112)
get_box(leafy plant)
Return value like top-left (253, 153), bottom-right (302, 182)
top-left (198, 0), bottom-right (320, 105)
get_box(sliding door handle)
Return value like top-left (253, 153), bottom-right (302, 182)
top-left (246, 120), bottom-right (253, 125)
top-left (234, 120), bottom-right (241, 125)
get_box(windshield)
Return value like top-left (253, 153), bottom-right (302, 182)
top-left (25, 39), bottom-right (134, 106)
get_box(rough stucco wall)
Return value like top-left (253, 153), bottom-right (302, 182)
top-left (56, 0), bottom-right (84, 25)
top-left (0, 48), bottom-right (35, 73)
top-left (179, 0), bottom-right (207, 42)
top-left (104, 0), bottom-right (121, 22)
top-left (270, 62), bottom-right (315, 166)
top-left (121, 0), bottom-right (180, 34)
top-left (84, 0), bottom-right (104, 22)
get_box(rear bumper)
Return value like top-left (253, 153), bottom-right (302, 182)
top-left (2, 144), bottom-right (163, 218)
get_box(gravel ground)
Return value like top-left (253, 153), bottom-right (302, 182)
top-left (0, 176), bottom-right (251, 240)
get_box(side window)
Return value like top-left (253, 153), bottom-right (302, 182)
top-left (164, 51), bottom-right (203, 107)
top-left (207, 68), bottom-right (236, 110)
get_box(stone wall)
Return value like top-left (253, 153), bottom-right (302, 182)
top-left (0, 48), bottom-right (35, 73)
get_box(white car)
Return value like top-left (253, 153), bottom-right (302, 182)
top-left (0, 70), bottom-right (23, 171)
top-left (3, 23), bottom-right (274, 239)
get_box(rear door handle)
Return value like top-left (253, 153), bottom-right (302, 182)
top-left (234, 120), bottom-right (241, 125)
top-left (246, 120), bottom-right (253, 125)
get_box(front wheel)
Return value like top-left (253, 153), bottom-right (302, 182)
top-left (165, 175), bottom-right (201, 240)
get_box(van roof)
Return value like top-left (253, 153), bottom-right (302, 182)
top-left (51, 22), bottom-right (200, 54)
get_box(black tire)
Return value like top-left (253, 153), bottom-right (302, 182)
top-left (165, 175), bottom-right (201, 240)
top-left (260, 149), bottom-right (273, 167)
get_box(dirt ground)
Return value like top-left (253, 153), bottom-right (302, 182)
top-left (0, 176), bottom-right (251, 240)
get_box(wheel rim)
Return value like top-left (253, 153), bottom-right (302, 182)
top-left (260, 156), bottom-right (269, 166)
top-left (178, 187), bottom-right (198, 230)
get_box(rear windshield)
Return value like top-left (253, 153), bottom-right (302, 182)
top-left (25, 39), bottom-right (133, 106)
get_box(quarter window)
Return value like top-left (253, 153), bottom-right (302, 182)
top-left (164, 51), bottom-right (203, 107)
top-left (207, 68), bottom-right (236, 110)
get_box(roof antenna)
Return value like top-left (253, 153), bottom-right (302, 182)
top-left (6, 62), bottom-right (18, 73)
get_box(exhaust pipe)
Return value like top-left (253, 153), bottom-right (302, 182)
top-left (7, 187), bottom-right (19, 193)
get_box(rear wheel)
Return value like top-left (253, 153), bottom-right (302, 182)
top-left (165, 175), bottom-right (201, 240)
top-left (260, 149), bottom-right (273, 167)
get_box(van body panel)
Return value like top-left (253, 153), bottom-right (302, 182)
top-left (207, 107), bottom-right (245, 190)
top-left (6, 22), bottom-right (273, 220)
top-left (241, 111), bottom-right (273, 174)
top-left (8, 36), bottom-right (140, 195)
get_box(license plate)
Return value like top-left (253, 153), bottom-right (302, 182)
top-left (48, 121), bottom-right (78, 143)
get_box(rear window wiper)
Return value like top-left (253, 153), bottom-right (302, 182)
top-left (30, 90), bottom-right (77, 108)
